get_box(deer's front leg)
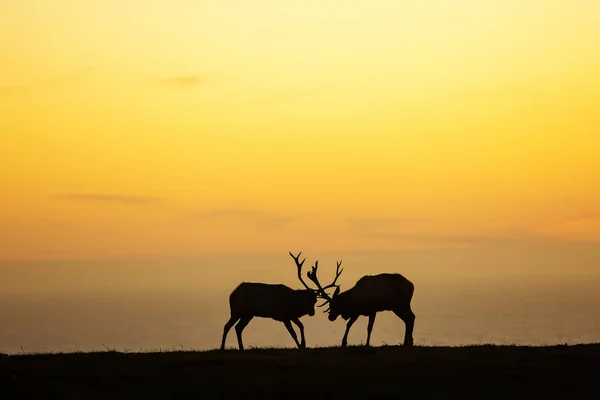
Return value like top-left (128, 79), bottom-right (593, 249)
top-left (283, 320), bottom-right (302, 348)
top-left (342, 316), bottom-right (358, 347)
top-left (291, 318), bottom-right (306, 348)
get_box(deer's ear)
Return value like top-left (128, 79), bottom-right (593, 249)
top-left (333, 286), bottom-right (341, 297)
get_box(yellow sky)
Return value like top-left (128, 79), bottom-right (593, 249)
top-left (1, 0), bottom-right (600, 260)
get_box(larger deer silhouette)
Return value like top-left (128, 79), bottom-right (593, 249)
top-left (306, 260), bottom-right (416, 347)
top-left (220, 251), bottom-right (329, 351)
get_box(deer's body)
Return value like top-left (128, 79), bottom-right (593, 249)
top-left (333, 273), bottom-right (414, 318)
top-left (228, 282), bottom-right (317, 321)
top-left (327, 273), bottom-right (415, 347)
top-left (220, 252), bottom-right (321, 351)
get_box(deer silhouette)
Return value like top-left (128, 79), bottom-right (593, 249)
top-left (306, 260), bottom-right (415, 347)
top-left (220, 251), bottom-right (328, 350)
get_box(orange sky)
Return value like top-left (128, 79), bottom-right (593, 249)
top-left (1, 0), bottom-right (600, 261)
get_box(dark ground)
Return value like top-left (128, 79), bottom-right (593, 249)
top-left (1, 344), bottom-right (599, 399)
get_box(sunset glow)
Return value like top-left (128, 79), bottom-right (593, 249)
top-left (2, 0), bottom-right (600, 261)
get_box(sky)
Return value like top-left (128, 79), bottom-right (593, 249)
top-left (1, 0), bottom-right (600, 267)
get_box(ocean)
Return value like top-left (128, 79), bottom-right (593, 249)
top-left (2, 248), bottom-right (600, 353)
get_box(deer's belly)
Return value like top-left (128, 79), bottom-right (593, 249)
top-left (249, 304), bottom-right (293, 321)
top-left (354, 295), bottom-right (399, 315)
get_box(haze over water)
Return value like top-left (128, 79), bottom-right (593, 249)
top-left (2, 245), bottom-right (599, 354)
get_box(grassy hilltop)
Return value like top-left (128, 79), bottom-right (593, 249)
top-left (1, 343), bottom-right (599, 399)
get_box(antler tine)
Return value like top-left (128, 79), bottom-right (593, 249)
top-left (306, 261), bottom-right (333, 302)
top-left (316, 299), bottom-right (329, 307)
top-left (288, 251), bottom-right (305, 267)
top-left (289, 251), bottom-right (312, 291)
top-left (319, 259), bottom-right (344, 291)
top-left (318, 295), bottom-right (331, 313)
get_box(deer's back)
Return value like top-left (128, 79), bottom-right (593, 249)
top-left (347, 273), bottom-right (414, 312)
top-left (229, 282), bottom-right (300, 320)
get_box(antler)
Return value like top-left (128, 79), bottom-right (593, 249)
top-left (305, 259), bottom-right (344, 312)
top-left (289, 251), bottom-right (313, 291)
top-left (326, 260), bottom-right (344, 290)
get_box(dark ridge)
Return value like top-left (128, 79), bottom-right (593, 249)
top-left (2, 344), bottom-right (599, 399)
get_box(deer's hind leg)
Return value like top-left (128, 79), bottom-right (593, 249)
top-left (366, 313), bottom-right (376, 347)
top-left (220, 315), bottom-right (240, 350)
top-left (234, 316), bottom-right (253, 351)
top-left (393, 305), bottom-right (415, 347)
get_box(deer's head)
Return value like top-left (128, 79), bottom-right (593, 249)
top-left (299, 289), bottom-right (318, 317)
top-left (326, 286), bottom-right (343, 321)
top-left (289, 251), bottom-right (328, 317)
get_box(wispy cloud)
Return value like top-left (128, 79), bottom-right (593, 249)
top-left (60, 194), bottom-right (163, 205)
top-left (240, 83), bottom-right (341, 107)
top-left (160, 75), bottom-right (205, 89)
top-left (344, 216), bottom-right (535, 246)
top-left (346, 217), bottom-right (426, 232)
top-left (0, 84), bottom-right (28, 96)
top-left (188, 207), bottom-right (293, 229)
top-left (365, 232), bottom-right (495, 244)
top-left (532, 215), bottom-right (600, 243)
top-left (152, 72), bottom-right (216, 89)
top-left (569, 212), bottom-right (600, 221)
top-left (0, 67), bottom-right (95, 97)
